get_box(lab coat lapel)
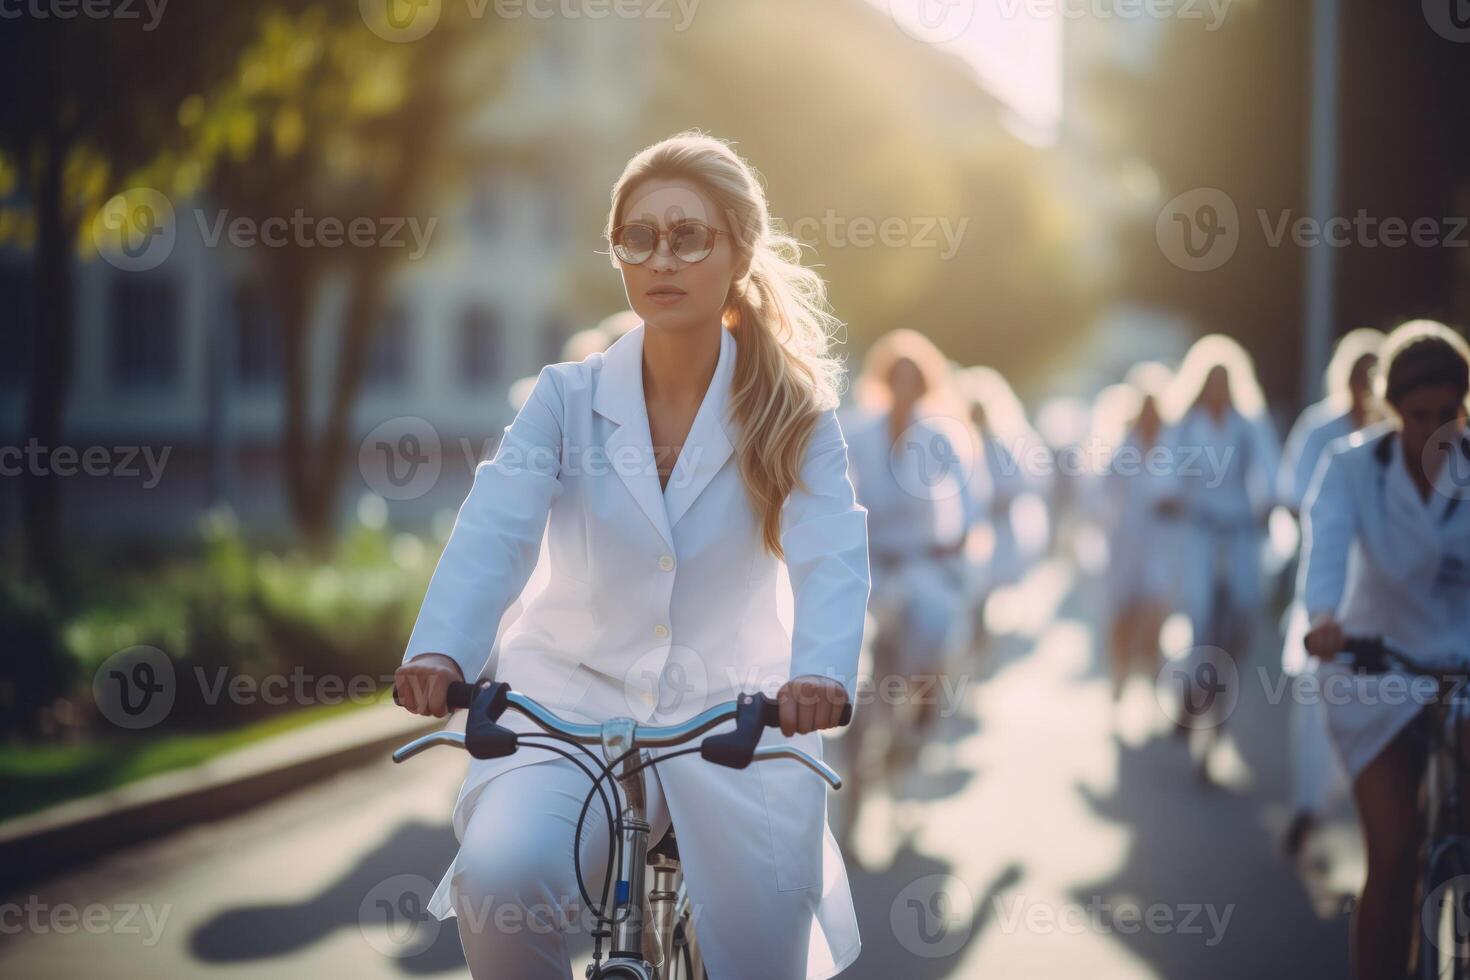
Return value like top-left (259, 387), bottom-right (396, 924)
top-left (664, 326), bottom-right (736, 529)
top-left (594, 325), bottom-right (676, 551)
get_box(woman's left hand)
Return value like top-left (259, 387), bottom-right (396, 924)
top-left (776, 675), bottom-right (851, 737)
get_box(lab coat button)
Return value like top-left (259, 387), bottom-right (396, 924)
top-left (653, 624), bottom-right (669, 639)
top-left (658, 555), bottom-right (675, 571)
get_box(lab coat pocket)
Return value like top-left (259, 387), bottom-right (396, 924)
top-left (755, 734), bottom-right (824, 892)
top-left (548, 662), bottom-right (600, 717)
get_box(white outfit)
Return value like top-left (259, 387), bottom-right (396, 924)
top-left (451, 758), bottom-right (671, 977)
top-left (844, 409), bottom-right (971, 677)
top-left (402, 323), bottom-right (870, 979)
top-left (972, 433), bottom-right (1036, 592)
top-left (1101, 429), bottom-right (1181, 612)
top-left (1279, 400), bottom-right (1358, 513)
top-left (1299, 425), bottom-right (1470, 779)
top-left (1276, 401), bottom-right (1360, 812)
top-left (1169, 406), bottom-right (1280, 648)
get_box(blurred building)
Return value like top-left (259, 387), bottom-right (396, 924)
top-left (0, 19), bottom-right (650, 545)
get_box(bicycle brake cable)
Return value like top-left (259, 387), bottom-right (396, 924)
top-left (515, 735), bottom-right (624, 933)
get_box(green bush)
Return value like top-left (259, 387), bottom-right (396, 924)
top-left (56, 502), bottom-right (436, 735)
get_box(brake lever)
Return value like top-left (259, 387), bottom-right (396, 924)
top-left (751, 745), bottom-right (843, 791)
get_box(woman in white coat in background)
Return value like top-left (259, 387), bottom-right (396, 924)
top-left (1097, 364), bottom-right (1180, 705)
top-left (953, 366), bottom-right (1050, 646)
top-left (1300, 320), bottom-right (1470, 980)
top-left (844, 330), bottom-right (973, 775)
top-left (393, 132), bottom-right (870, 980)
top-left (1275, 327), bottom-right (1383, 857)
top-left (1162, 335), bottom-right (1280, 770)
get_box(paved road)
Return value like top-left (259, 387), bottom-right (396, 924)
top-left (0, 560), bottom-right (1355, 978)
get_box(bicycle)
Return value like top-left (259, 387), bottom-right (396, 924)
top-left (392, 680), bottom-right (850, 980)
top-left (1170, 506), bottom-right (1258, 781)
top-left (1335, 635), bottom-right (1470, 979)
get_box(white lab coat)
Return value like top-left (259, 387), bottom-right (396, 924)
top-left (1169, 406), bottom-right (1280, 643)
top-left (1300, 424), bottom-right (1470, 779)
top-left (844, 409), bottom-right (971, 676)
top-left (403, 323), bottom-right (870, 979)
top-left (1101, 428), bottom-right (1181, 612)
top-left (1277, 402), bottom-right (1360, 674)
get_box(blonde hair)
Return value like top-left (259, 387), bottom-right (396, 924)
top-left (1164, 333), bottom-right (1267, 423)
top-left (1323, 327), bottom-right (1385, 409)
top-left (854, 329), bottom-right (962, 419)
top-left (606, 131), bottom-right (845, 558)
top-left (953, 365), bottom-right (1033, 445)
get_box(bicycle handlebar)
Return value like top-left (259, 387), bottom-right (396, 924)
top-left (391, 680), bottom-right (850, 788)
top-left (1335, 635), bottom-right (1450, 677)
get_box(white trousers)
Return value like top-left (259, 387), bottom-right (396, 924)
top-left (450, 757), bottom-right (672, 980)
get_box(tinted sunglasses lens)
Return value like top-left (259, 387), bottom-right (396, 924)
top-left (670, 223), bottom-right (715, 262)
top-left (614, 225), bottom-right (656, 263)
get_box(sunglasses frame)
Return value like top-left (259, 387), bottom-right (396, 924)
top-left (608, 219), bottom-right (728, 265)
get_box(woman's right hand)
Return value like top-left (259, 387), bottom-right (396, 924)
top-left (1303, 612), bottom-right (1344, 663)
top-left (394, 653), bottom-right (465, 718)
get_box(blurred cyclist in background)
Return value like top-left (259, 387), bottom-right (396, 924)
top-left (954, 365), bottom-right (1051, 657)
top-left (1163, 335), bottom-right (1280, 778)
top-left (843, 330), bottom-right (974, 832)
top-left (1097, 363), bottom-right (1180, 709)
top-left (1276, 327), bottom-right (1384, 857)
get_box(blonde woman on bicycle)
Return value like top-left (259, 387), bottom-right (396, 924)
top-left (1301, 320), bottom-right (1470, 980)
top-left (393, 132), bottom-right (870, 979)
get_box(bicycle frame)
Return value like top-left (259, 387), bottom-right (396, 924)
top-left (392, 685), bottom-right (843, 980)
top-left (1337, 637), bottom-right (1470, 977)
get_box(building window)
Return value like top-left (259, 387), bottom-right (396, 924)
top-left (458, 305), bottom-right (500, 387)
top-left (109, 276), bottom-right (179, 390)
top-left (0, 265), bottom-right (33, 386)
top-left (366, 305), bottom-right (410, 389)
top-left (234, 281), bottom-right (283, 389)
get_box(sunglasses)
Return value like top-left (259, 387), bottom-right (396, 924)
top-left (609, 220), bottom-right (727, 265)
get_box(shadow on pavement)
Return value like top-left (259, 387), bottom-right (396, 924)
top-left (840, 842), bottom-right (1022, 978)
top-left (190, 818), bottom-right (467, 974)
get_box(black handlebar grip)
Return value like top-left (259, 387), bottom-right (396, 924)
top-left (703, 692), bottom-right (854, 770)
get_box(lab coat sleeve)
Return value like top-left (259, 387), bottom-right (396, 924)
top-left (1278, 413), bottom-right (1315, 510)
top-left (1298, 447), bottom-right (1355, 617)
top-left (780, 407), bottom-right (872, 700)
top-left (1247, 415), bottom-right (1283, 520)
top-left (401, 366), bottom-right (567, 682)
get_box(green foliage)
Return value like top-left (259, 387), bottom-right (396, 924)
top-left (45, 502), bottom-right (434, 735)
